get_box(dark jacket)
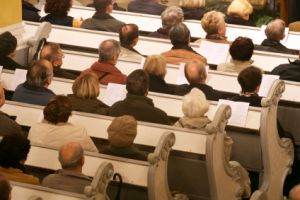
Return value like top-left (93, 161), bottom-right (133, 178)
top-left (230, 94), bottom-right (262, 107)
top-left (256, 39), bottom-right (298, 55)
top-left (225, 15), bottom-right (255, 27)
top-left (22, 1), bottom-right (40, 22)
top-left (81, 12), bottom-right (125, 33)
top-left (53, 67), bottom-right (78, 80)
top-left (174, 83), bottom-right (224, 101)
top-left (271, 60), bottom-right (300, 82)
top-left (128, 0), bottom-right (167, 15)
top-left (40, 14), bottom-right (73, 27)
top-left (0, 56), bottom-right (26, 71)
top-left (12, 82), bottom-right (55, 106)
top-left (102, 145), bottom-right (148, 161)
top-left (148, 28), bottom-right (169, 39)
top-left (148, 74), bottom-right (175, 94)
top-left (182, 7), bottom-right (206, 20)
top-left (109, 94), bottom-right (171, 125)
top-left (0, 111), bottom-right (23, 136)
top-left (67, 94), bottom-right (109, 115)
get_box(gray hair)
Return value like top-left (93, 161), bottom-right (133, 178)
top-left (98, 39), bottom-right (121, 62)
top-left (169, 23), bottom-right (190, 45)
top-left (161, 6), bottom-right (184, 31)
top-left (26, 60), bottom-right (53, 87)
top-left (59, 143), bottom-right (84, 169)
top-left (182, 88), bottom-right (209, 117)
top-left (265, 19), bottom-right (286, 41)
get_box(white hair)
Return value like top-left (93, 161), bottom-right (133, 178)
top-left (182, 88), bottom-right (209, 117)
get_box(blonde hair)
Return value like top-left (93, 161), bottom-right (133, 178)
top-left (182, 88), bottom-right (209, 117)
top-left (201, 10), bottom-right (225, 35)
top-left (227, 0), bottom-right (253, 18)
top-left (143, 55), bottom-right (167, 79)
top-left (179, 0), bottom-right (205, 9)
top-left (72, 73), bottom-right (100, 99)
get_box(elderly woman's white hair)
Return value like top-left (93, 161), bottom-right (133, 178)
top-left (182, 88), bottom-right (209, 118)
top-left (227, 0), bottom-right (253, 20)
top-left (179, 0), bottom-right (205, 9)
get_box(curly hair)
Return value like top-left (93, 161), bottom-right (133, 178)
top-left (44, 0), bottom-right (72, 16)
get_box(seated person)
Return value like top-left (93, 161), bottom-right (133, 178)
top-left (161, 23), bottom-right (207, 65)
top-left (226, 0), bottom-right (255, 27)
top-left (148, 6), bottom-right (184, 39)
top-left (179, 0), bottom-right (206, 20)
top-left (40, 42), bottom-right (78, 79)
top-left (12, 59), bottom-right (55, 106)
top-left (174, 88), bottom-right (210, 129)
top-left (0, 32), bottom-right (25, 70)
top-left (0, 134), bottom-right (40, 185)
top-left (119, 24), bottom-right (144, 60)
top-left (28, 95), bottom-right (98, 152)
top-left (109, 69), bottom-right (171, 125)
top-left (143, 54), bottom-right (175, 94)
top-left (68, 73), bottom-right (109, 115)
top-left (174, 60), bottom-right (224, 101)
top-left (128, 0), bottom-right (167, 15)
top-left (0, 175), bottom-right (11, 200)
top-left (42, 142), bottom-right (92, 194)
top-left (81, 39), bottom-right (127, 85)
top-left (81, 0), bottom-right (125, 32)
top-left (230, 66), bottom-right (263, 107)
top-left (102, 115), bottom-right (148, 160)
top-left (217, 37), bottom-right (254, 73)
top-left (271, 59), bottom-right (300, 82)
top-left (40, 0), bottom-right (82, 27)
top-left (22, 0), bottom-right (41, 22)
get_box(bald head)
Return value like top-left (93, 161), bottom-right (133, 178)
top-left (119, 24), bottom-right (139, 47)
top-left (98, 39), bottom-right (120, 63)
top-left (40, 43), bottom-right (63, 68)
top-left (290, 185), bottom-right (300, 200)
top-left (265, 19), bottom-right (286, 41)
top-left (0, 83), bottom-right (5, 108)
top-left (59, 142), bottom-right (84, 170)
top-left (184, 61), bottom-right (207, 85)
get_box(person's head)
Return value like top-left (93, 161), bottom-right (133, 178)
top-left (265, 19), bottom-right (286, 41)
top-left (143, 55), bottom-right (167, 79)
top-left (0, 175), bottom-right (11, 200)
top-left (119, 24), bottom-right (139, 47)
top-left (227, 0), bottom-right (253, 20)
top-left (201, 11), bottom-right (226, 37)
top-left (179, 0), bottom-right (205, 9)
top-left (126, 69), bottom-right (149, 96)
top-left (59, 142), bottom-right (84, 171)
top-left (98, 39), bottom-right (120, 64)
top-left (161, 6), bottom-right (184, 31)
top-left (230, 37), bottom-right (254, 61)
top-left (43, 95), bottom-right (72, 124)
top-left (107, 115), bottom-right (137, 147)
top-left (0, 32), bottom-right (17, 58)
top-left (44, 0), bottom-right (72, 16)
top-left (94, 0), bottom-right (113, 13)
top-left (289, 184), bottom-right (300, 200)
top-left (26, 59), bottom-right (54, 87)
top-left (238, 66), bottom-right (262, 94)
top-left (182, 88), bottom-right (209, 118)
top-left (0, 83), bottom-right (5, 108)
top-left (169, 23), bottom-right (191, 46)
top-left (72, 73), bottom-right (100, 99)
top-left (40, 43), bottom-right (64, 68)
top-left (184, 60), bottom-right (207, 85)
top-left (0, 134), bottom-right (31, 168)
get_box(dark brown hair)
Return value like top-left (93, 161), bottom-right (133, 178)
top-left (44, 95), bottom-right (72, 124)
top-left (230, 37), bottom-right (254, 61)
top-left (238, 66), bottom-right (262, 93)
top-left (44, 0), bottom-right (72, 16)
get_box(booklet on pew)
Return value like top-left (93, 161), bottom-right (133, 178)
top-left (102, 83), bottom-right (127, 106)
top-left (12, 69), bottom-right (27, 91)
top-left (258, 74), bottom-right (279, 97)
top-left (176, 63), bottom-right (210, 85)
top-left (197, 41), bottom-right (230, 65)
top-left (217, 100), bottom-right (249, 127)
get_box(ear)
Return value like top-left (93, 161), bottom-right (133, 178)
top-left (132, 37), bottom-right (138, 47)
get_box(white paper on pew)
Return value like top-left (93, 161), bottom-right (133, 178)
top-left (197, 41), bottom-right (230, 65)
top-left (38, 111), bottom-right (44, 122)
top-left (260, 25), bottom-right (289, 45)
top-left (217, 100), bottom-right (249, 127)
top-left (258, 74), bottom-right (279, 97)
top-left (12, 69), bottom-right (27, 90)
top-left (140, 57), bottom-right (146, 69)
top-left (102, 83), bottom-right (127, 106)
top-left (176, 63), bottom-right (189, 84)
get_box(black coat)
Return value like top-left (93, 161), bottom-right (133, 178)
top-left (0, 56), bottom-right (26, 71)
top-left (22, 1), bottom-right (40, 22)
top-left (101, 145), bottom-right (148, 161)
top-left (0, 111), bottom-right (23, 136)
top-left (53, 68), bottom-right (78, 80)
top-left (255, 39), bottom-right (298, 55)
top-left (225, 16), bottom-right (255, 27)
top-left (182, 7), bottom-right (206, 20)
top-left (230, 94), bottom-right (262, 107)
top-left (148, 74), bottom-right (175, 95)
top-left (271, 60), bottom-right (300, 82)
top-left (40, 14), bottom-right (73, 27)
top-left (128, 0), bottom-right (167, 15)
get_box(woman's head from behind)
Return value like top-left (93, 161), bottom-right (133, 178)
top-left (201, 11), bottom-right (226, 37)
top-left (179, 0), bottom-right (205, 9)
top-left (182, 88), bottom-right (209, 118)
top-left (44, 95), bottom-right (72, 124)
top-left (230, 36), bottom-right (254, 61)
top-left (44, 0), bottom-right (72, 16)
top-left (227, 0), bottom-right (253, 20)
top-left (72, 73), bottom-right (100, 99)
top-left (143, 55), bottom-right (167, 79)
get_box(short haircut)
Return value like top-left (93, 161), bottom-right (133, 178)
top-left (59, 143), bottom-right (83, 169)
top-left (143, 55), bottom-right (167, 79)
top-left (182, 88), bottom-right (209, 117)
top-left (184, 60), bottom-right (207, 85)
top-left (40, 42), bottom-right (61, 62)
top-left (238, 66), bottom-right (262, 93)
top-left (0, 31), bottom-right (17, 57)
top-left (169, 23), bottom-right (190, 45)
top-left (179, 0), bottom-right (205, 9)
top-left (119, 24), bottom-right (139, 46)
top-left (98, 39), bottom-right (120, 62)
top-left (201, 11), bottom-right (225, 35)
top-left (230, 37), bottom-right (254, 61)
top-left (94, 0), bottom-right (112, 13)
top-left (44, 0), bottom-right (72, 16)
top-left (72, 73), bottom-right (100, 99)
top-left (161, 6), bottom-right (184, 31)
top-left (126, 69), bottom-right (149, 96)
top-left (43, 95), bottom-right (72, 124)
top-left (0, 134), bottom-right (31, 169)
top-left (26, 60), bottom-right (53, 87)
top-left (227, 0), bottom-right (253, 18)
top-left (265, 19), bottom-right (286, 41)
top-left (0, 175), bottom-right (11, 200)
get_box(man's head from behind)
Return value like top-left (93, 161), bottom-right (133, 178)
top-left (169, 23), bottom-right (191, 46)
top-left (0, 175), bottom-right (11, 200)
top-left (184, 60), bottom-right (207, 85)
top-left (98, 39), bottom-right (120, 64)
top-left (94, 0), bottom-right (113, 13)
top-left (265, 19), bottom-right (286, 41)
top-left (119, 24), bottom-right (139, 47)
top-left (238, 66), bottom-right (262, 94)
top-left (126, 69), bottom-right (149, 96)
top-left (0, 32), bottom-right (17, 58)
top-left (59, 142), bottom-right (84, 172)
top-left (40, 43), bottom-right (63, 68)
top-left (26, 59), bottom-right (53, 88)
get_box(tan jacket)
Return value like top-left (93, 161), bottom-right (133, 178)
top-left (217, 59), bottom-right (254, 73)
top-left (161, 49), bottom-right (207, 65)
top-left (0, 167), bottom-right (40, 185)
top-left (120, 46), bottom-right (144, 61)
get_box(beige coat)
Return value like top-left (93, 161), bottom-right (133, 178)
top-left (120, 46), bottom-right (144, 61)
top-left (217, 59), bottom-right (254, 73)
top-left (161, 49), bottom-right (207, 65)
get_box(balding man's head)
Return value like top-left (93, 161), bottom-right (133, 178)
top-left (40, 43), bottom-right (63, 68)
top-left (290, 185), bottom-right (300, 200)
top-left (98, 39), bottom-right (120, 63)
top-left (184, 61), bottom-right (207, 85)
top-left (265, 19), bottom-right (286, 41)
top-left (59, 142), bottom-right (84, 170)
top-left (119, 24), bottom-right (139, 47)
